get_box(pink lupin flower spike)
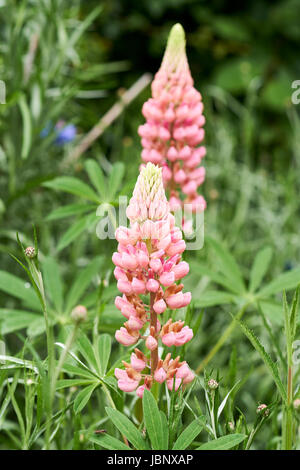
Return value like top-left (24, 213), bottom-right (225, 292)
top-left (113, 163), bottom-right (195, 397)
top-left (138, 23), bottom-right (206, 216)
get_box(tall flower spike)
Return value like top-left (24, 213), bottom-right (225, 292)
top-left (138, 23), bottom-right (206, 214)
top-left (113, 163), bottom-right (194, 398)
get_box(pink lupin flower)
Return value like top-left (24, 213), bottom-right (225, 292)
top-left (138, 24), bottom-right (206, 216)
top-left (160, 319), bottom-right (193, 347)
top-left (112, 163), bottom-right (195, 396)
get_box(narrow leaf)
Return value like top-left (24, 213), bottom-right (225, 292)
top-left (249, 246), bottom-right (273, 292)
top-left (84, 159), bottom-right (107, 199)
top-left (96, 334), bottom-right (111, 376)
top-left (105, 407), bottom-right (147, 450)
top-left (108, 162), bottom-right (125, 200)
top-left (74, 383), bottom-right (98, 414)
top-left (197, 434), bottom-right (247, 450)
top-left (172, 417), bottom-right (205, 450)
top-left (42, 257), bottom-right (64, 313)
top-left (90, 433), bottom-right (129, 450)
top-left (43, 177), bottom-right (100, 202)
top-left (143, 389), bottom-right (165, 450)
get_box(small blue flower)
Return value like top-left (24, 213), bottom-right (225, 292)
top-left (40, 120), bottom-right (77, 145)
top-left (54, 122), bottom-right (77, 145)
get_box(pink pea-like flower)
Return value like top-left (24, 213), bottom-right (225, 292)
top-left (115, 327), bottom-right (138, 346)
top-left (153, 299), bottom-right (167, 314)
top-left (146, 335), bottom-right (158, 351)
top-left (154, 367), bottom-right (167, 383)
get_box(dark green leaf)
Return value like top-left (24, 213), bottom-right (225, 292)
top-left (90, 433), bottom-right (129, 450)
top-left (105, 407), bottom-right (147, 450)
top-left (74, 383), bottom-right (98, 414)
top-left (143, 389), bottom-right (165, 450)
top-left (42, 257), bottom-right (64, 313)
top-left (172, 417), bottom-right (205, 450)
top-left (43, 177), bottom-right (100, 202)
top-left (96, 334), bottom-right (111, 376)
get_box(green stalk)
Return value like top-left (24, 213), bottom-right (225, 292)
top-left (282, 290), bottom-right (296, 451)
top-left (50, 324), bottom-right (79, 399)
top-left (282, 343), bottom-right (293, 449)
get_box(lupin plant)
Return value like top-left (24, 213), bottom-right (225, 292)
top-left (113, 163), bottom-right (194, 397)
top-left (138, 24), bottom-right (206, 215)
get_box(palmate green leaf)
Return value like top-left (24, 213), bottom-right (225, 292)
top-left (42, 257), bottom-right (64, 313)
top-left (90, 433), bottom-right (129, 450)
top-left (105, 407), bottom-right (147, 450)
top-left (193, 290), bottom-right (235, 308)
top-left (172, 417), bottom-right (205, 450)
top-left (0, 309), bottom-right (41, 335)
top-left (189, 261), bottom-right (240, 294)
top-left (57, 213), bottom-right (97, 252)
top-left (43, 177), bottom-right (100, 203)
top-left (249, 246), bottom-right (273, 293)
top-left (65, 256), bottom-right (103, 313)
top-left (84, 159), bottom-right (107, 200)
top-left (96, 334), bottom-right (111, 376)
top-left (108, 162), bottom-right (125, 200)
top-left (196, 433), bottom-right (247, 450)
top-left (46, 203), bottom-right (94, 221)
top-left (73, 383), bottom-right (98, 414)
top-left (56, 342), bottom-right (99, 379)
top-left (235, 317), bottom-right (287, 402)
top-left (206, 237), bottom-right (245, 294)
top-left (0, 271), bottom-right (40, 309)
top-left (143, 389), bottom-right (165, 450)
top-left (258, 268), bottom-right (300, 298)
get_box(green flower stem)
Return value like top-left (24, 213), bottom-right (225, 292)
top-left (282, 366), bottom-right (293, 449)
top-left (282, 295), bottom-right (295, 451)
top-left (51, 324), bottom-right (79, 398)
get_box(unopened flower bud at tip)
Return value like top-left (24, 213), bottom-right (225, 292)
top-left (207, 378), bottom-right (219, 390)
top-left (25, 246), bottom-right (36, 259)
top-left (256, 404), bottom-right (269, 417)
top-left (71, 305), bottom-right (87, 323)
